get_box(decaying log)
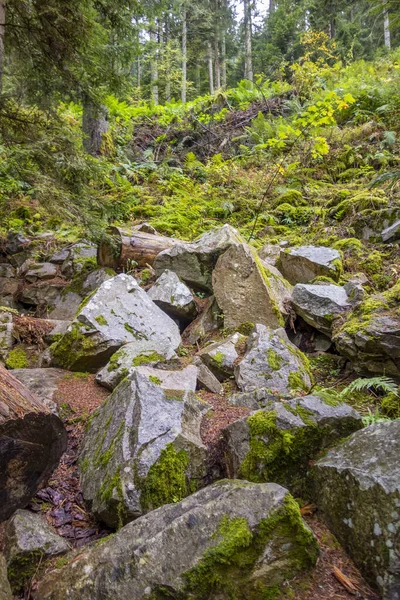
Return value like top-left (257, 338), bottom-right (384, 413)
top-left (0, 366), bottom-right (67, 522)
top-left (97, 226), bottom-right (183, 270)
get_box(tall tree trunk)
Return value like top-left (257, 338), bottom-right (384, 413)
top-left (82, 97), bottom-right (109, 156)
top-left (0, 0), bottom-right (5, 94)
top-left (383, 2), bottom-right (391, 50)
top-left (214, 0), bottom-right (221, 90)
top-left (208, 41), bottom-right (214, 94)
top-left (165, 15), bottom-right (171, 102)
top-left (181, 3), bottom-right (187, 103)
top-left (221, 31), bottom-right (227, 89)
top-left (244, 0), bottom-right (253, 82)
top-left (196, 62), bottom-right (201, 96)
top-left (150, 22), bottom-right (159, 105)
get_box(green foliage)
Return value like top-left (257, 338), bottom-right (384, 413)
top-left (5, 347), bottom-right (29, 369)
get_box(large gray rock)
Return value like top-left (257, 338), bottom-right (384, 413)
top-left (6, 232), bottom-right (31, 255)
top-left (192, 356), bottom-right (224, 394)
top-left (25, 263), bottom-right (57, 283)
top-left (80, 371), bottom-right (208, 527)
top-left (147, 269), bottom-right (197, 321)
top-left (4, 509), bottom-right (69, 593)
top-left (132, 364), bottom-right (198, 392)
top-left (60, 242), bottom-right (97, 278)
top-left (279, 246), bottom-right (342, 284)
top-left (183, 295), bottom-right (221, 344)
top-left (154, 224), bottom-right (241, 291)
top-left (44, 320), bottom-right (71, 344)
top-left (292, 283), bottom-right (351, 336)
top-left (311, 421), bottom-right (400, 600)
top-left (0, 555), bottom-right (11, 600)
top-left (96, 343), bottom-right (176, 391)
top-left (35, 480), bottom-right (318, 600)
top-left (235, 324), bottom-right (312, 394)
top-left (381, 219), bottom-right (400, 243)
top-left (223, 395), bottom-right (362, 493)
top-left (198, 332), bottom-right (245, 380)
top-left (11, 368), bottom-right (68, 412)
top-left (51, 274), bottom-right (181, 372)
top-left (19, 281), bottom-right (67, 308)
top-left (48, 291), bottom-right (82, 320)
top-left (212, 242), bottom-right (292, 329)
top-left (333, 281), bottom-right (400, 376)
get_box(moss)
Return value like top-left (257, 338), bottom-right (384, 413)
top-left (183, 493), bottom-right (317, 599)
top-left (8, 550), bottom-right (43, 593)
top-left (149, 375), bottom-right (162, 385)
top-left (266, 348), bottom-right (283, 371)
top-left (99, 466), bottom-right (126, 528)
top-left (55, 556), bottom-right (69, 569)
top-left (212, 351), bottom-right (226, 366)
top-left (310, 275), bottom-right (337, 285)
top-left (381, 392), bottom-right (400, 418)
top-left (63, 257), bottom-right (97, 295)
top-left (141, 269), bottom-right (152, 284)
top-left (5, 347), bottom-right (29, 369)
top-left (139, 444), bottom-right (191, 511)
top-left (332, 238), bottom-right (363, 254)
top-left (284, 404), bottom-right (317, 427)
top-left (288, 371), bottom-right (309, 393)
top-left (51, 322), bottom-right (96, 370)
top-left (95, 315), bottom-right (108, 326)
top-left (107, 348), bottom-right (125, 372)
top-left (132, 351), bottom-right (164, 367)
top-left (237, 322), bottom-right (255, 336)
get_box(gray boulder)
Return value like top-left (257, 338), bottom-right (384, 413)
top-left (0, 555), bottom-right (11, 600)
top-left (258, 243), bottom-right (280, 266)
top-left (80, 371), bottom-right (208, 527)
top-left (154, 224), bottom-right (241, 291)
top-left (11, 368), bottom-right (69, 412)
top-left (96, 342), bottom-right (176, 391)
top-left (333, 281), bottom-right (400, 376)
top-left (198, 332), bottom-right (245, 380)
top-left (192, 356), bottom-right (224, 394)
top-left (147, 269), bottom-right (197, 321)
top-left (132, 364), bottom-right (198, 392)
top-left (4, 509), bottom-right (69, 593)
top-left (279, 246), bottom-right (342, 284)
top-left (19, 281), bottom-right (67, 308)
top-left (292, 283), bottom-right (351, 336)
top-left (311, 421), bottom-right (400, 600)
top-left (0, 311), bottom-right (14, 362)
top-left (235, 324), bottom-right (312, 394)
top-left (60, 242), bottom-right (97, 278)
top-left (228, 388), bottom-right (293, 410)
top-left (35, 480), bottom-right (318, 600)
top-left (382, 219), bottom-right (400, 243)
top-left (25, 263), bottom-right (57, 283)
top-left (223, 395), bottom-right (362, 493)
top-left (48, 291), bottom-right (82, 320)
top-left (51, 274), bottom-right (181, 372)
top-left (0, 278), bottom-right (20, 309)
top-left (212, 242), bottom-right (292, 329)
top-left (44, 320), bottom-right (71, 344)
top-left (183, 295), bottom-right (221, 344)
top-left (6, 232), bottom-right (31, 255)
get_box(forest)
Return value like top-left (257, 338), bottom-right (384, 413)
top-left (0, 1), bottom-right (400, 600)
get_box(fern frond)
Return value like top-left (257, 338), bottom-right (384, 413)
top-left (342, 376), bottom-right (399, 397)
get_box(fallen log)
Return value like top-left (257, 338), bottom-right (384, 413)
top-left (97, 226), bottom-right (183, 270)
top-left (0, 366), bottom-right (67, 522)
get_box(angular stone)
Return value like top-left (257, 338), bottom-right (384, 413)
top-left (6, 232), bottom-right (31, 255)
top-left (235, 324), bottom-right (312, 394)
top-left (0, 265), bottom-right (15, 279)
top-left (80, 268), bottom-right (114, 295)
top-left (133, 222), bottom-right (157, 234)
top-left (51, 274), bottom-right (181, 372)
top-left (60, 242), bottom-right (97, 278)
top-left (333, 282), bottom-right (400, 376)
top-left (292, 283), bottom-right (351, 336)
top-left (279, 246), bottom-right (342, 285)
top-left (381, 219), bottom-right (400, 243)
top-left (0, 278), bottom-right (19, 309)
top-left (154, 224), bottom-right (241, 291)
top-left (198, 332), bottom-right (245, 380)
top-left (0, 554), bottom-right (11, 600)
top-left (228, 388), bottom-right (293, 410)
top-left (44, 320), bottom-right (71, 344)
top-left (192, 356), bottom-right (224, 394)
top-left (311, 421), bottom-right (400, 600)
top-left (223, 395), bottom-right (362, 493)
top-left (11, 368), bottom-right (68, 412)
top-left (258, 243), bottom-right (280, 266)
top-left (0, 312), bottom-right (14, 362)
top-left (96, 342), bottom-right (176, 391)
top-left (183, 295), bottom-right (221, 345)
top-left (19, 282), bottom-right (67, 308)
top-left (25, 263), bottom-right (57, 283)
top-left (48, 291), bottom-right (82, 320)
top-left (4, 509), bottom-right (69, 593)
top-left (80, 371), bottom-right (208, 527)
top-left (148, 269), bottom-right (197, 321)
top-left (36, 480), bottom-right (318, 600)
top-left (133, 364), bottom-right (198, 392)
top-left (212, 242), bottom-right (291, 329)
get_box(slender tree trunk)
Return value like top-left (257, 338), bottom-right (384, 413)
top-left (221, 31), bottom-right (227, 89)
top-left (181, 3), bottom-right (187, 103)
top-left (0, 0), bottom-right (5, 94)
top-left (165, 15), bottom-right (171, 102)
top-left (150, 22), bottom-right (159, 105)
top-left (208, 42), bottom-right (214, 94)
top-left (82, 97), bottom-right (109, 156)
top-left (244, 0), bottom-right (253, 82)
top-left (196, 62), bottom-right (201, 96)
top-left (383, 2), bottom-right (391, 50)
top-left (214, 0), bottom-right (221, 90)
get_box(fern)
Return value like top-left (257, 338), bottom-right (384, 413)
top-left (341, 376), bottom-right (399, 397)
top-left (361, 408), bottom-right (392, 427)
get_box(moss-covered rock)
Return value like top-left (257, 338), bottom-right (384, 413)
top-left (35, 480), bottom-right (318, 600)
top-left (279, 245), bottom-right (342, 285)
top-left (223, 394), bottom-right (362, 495)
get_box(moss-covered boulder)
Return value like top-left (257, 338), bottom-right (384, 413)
top-left (234, 324), bottom-right (312, 394)
top-left (292, 283), bottom-right (351, 336)
top-left (198, 332), bottom-right (246, 381)
top-left (311, 421), bottom-right (400, 599)
top-left (4, 510), bottom-right (69, 594)
top-left (154, 224), bottom-right (241, 292)
top-left (212, 242), bottom-right (292, 329)
top-left (35, 480), bottom-right (318, 600)
top-left (279, 245), bottom-right (342, 285)
top-left (333, 280), bottom-right (400, 376)
top-left (0, 554), bottom-right (11, 600)
top-left (223, 395), bottom-right (362, 494)
top-left (50, 274), bottom-right (181, 372)
top-left (80, 370), bottom-right (208, 527)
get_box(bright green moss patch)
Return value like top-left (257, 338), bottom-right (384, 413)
top-left (267, 348), bottom-right (283, 371)
top-left (132, 351), bottom-right (164, 366)
top-left (288, 371), bottom-right (309, 392)
top-left (50, 322), bottom-right (96, 370)
top-left (212, 351), bottom-right (226, 366)
top-left (139, 444), bottom-right (191, 511)
top-left (149, 375), bottom-right (162, 385)
top-left (95, 315), bottom-right (108, 326)
top-left (5, 346), bottom-right (29, 369)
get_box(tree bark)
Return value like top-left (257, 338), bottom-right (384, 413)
top-left (221, 31), bottom-right (227, 89)
top-left (82, 97), bottom-right (109, 156)
top-left (150, 21), bottom-right (159, 105)
top-left (383, 2), bottom-right (391, 50)
top-left (0, 0), bottom-right (5, 95)
top-left (208, 42), bottom-right (214, 94)
top-left (181, 3), bottom-right (187, 103)
top-left (244, 0), bottom-right (253, 82)
top-left (97, 227), bottom-right (183, 270)
top-left (0, 366), bottom-right (67, 522)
